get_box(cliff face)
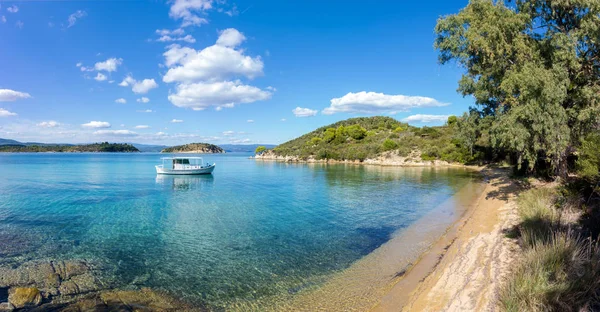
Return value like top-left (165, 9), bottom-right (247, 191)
top-left (161, 143), bottom-right (225, 154)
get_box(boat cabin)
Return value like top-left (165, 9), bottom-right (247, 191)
top-left (160, 157), bottom-right (208, 170)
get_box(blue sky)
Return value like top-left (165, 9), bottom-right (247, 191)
top-left (0, 0), bottom-right (473, 145)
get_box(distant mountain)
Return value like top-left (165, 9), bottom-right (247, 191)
top-left (0, 138), bottom-right (24, 145)
top-left (0, 143), bottom-right (139, 153)
top-left (218, 144), bottom-right (277, 153)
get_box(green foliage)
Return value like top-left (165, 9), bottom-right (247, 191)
top-left (323, 128), bottom-right (336, 143)
top-left (255, 146), bottom-right (266, 154)
top-left (455, 111), bottom-right (479, 156)
top-left (435, 0), bottom-right (600, 176)
top-left (382, 139), bottom-right (398, 151)
top-left (577, 133), bottom-right (600, 182)
top-left (346, 124), bottom-right (367, 140)
top-left (447, 115), bottom-right (458, 126)
top-left (0, 142), bottom-right (139, 153)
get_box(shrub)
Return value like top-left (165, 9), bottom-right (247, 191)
top-left (382, 139), bottom-right (398, 151)
top-left (323, 128), bottom-right (336, 143)
top-left (346, 124), bottom-right (367, 140)
top-left (255, 146), bottom-right (267, 154)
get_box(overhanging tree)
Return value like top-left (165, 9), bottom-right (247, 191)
top-left (435, 0), bottom-right (600, 176)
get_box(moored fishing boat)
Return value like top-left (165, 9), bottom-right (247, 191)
top-left (155, 157), bottom-right (215, 175)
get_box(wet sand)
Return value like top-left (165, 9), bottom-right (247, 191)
top-left (268, 168), bottom-right (491, 311)
top-left (373, 168), bottom-right (519, 312)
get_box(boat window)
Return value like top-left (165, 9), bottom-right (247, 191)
top-left (174, 159), bottom-right (190, 164)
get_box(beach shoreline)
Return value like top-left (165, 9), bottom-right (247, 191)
top-left (372, 167), bottom-right (519, 311)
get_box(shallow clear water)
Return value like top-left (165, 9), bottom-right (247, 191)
top-left (0, 153), bottom-right (480, 309)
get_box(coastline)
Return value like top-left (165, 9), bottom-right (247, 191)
top-left (373, 167), bottom-right (519, 311)
top-left (254, 151), bottom-right (472, 168)
top-left (266, 167), bottom-right (489, 311)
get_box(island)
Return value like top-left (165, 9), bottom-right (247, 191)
top-left (0, 142), bottom-right (140, 153)
top-left (255, 116), bottom-right (474, 165)
top-left (161, 143), bottom-right (225, 154)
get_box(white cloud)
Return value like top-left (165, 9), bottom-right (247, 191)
top-left (171, 119), bottom-right (184, 123)
top-left (0, 108), bottom-right (17, 117)
top-left (82, 121), bottom-right (111, 128)
top-left (94, 73), bottom-right (107, 81)
top-left (0, 89), bottom-right (31, 101)
top-left (135, 125), bottom-right (150, 129)
top-left (37, 121), bottom-right (61, 128)
top-left (247, 119), bottom-right (254, 123)
top-left (216, 28), bottom-right (245, 48)
top-left (1, 16), bottom-right (6, 24)
top-left (137, 109), bottom-right (154, 113)
top-left (67, 10), bottom-right (87, 28)
top-left (15, 20), bottom-right (23, 29)
top-left (167, 80), bottom-right (271, 111)
top-left (158, 34), bottom-right (196, 43)
top-left (95, 58), bottom-right (123, 72)
top-left (162, 30), bottom-right (263, 83)
top-left (292, 107), bottom-right (318, 117)
top-left (115, 98), bottom-right (127, 104)
top-left (229, 138), bottom-right (251, 144)
top-left (323, 91), bottom-right (448, 115)
top-left (137, 97), bottom-right (150, 103)
top-left (93, 129), bottom-right (137, 136)
top-left (119, 76), bottom-right (158, 94)
top-left (6, 5), bottom-right (18, 13)
top-left (280, 118), bottom-right (286, 122)
top-left (76, 62), bottom-right (83, 67)
top-left (119, 76), bottom-right (136, 87)
top-left (156, 28), bottom-right (185, 36)
top-left (169, 0), bottom-right (213, 27)
top-left (48, 22), bottom-right (54, 27)
top-left (402, 114), bottom-right (452, 123)
top-left (222, 130), bottom-right (234, 136)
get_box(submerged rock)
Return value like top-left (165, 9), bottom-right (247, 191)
top-left (0, 302), bottom-right (14, 312)
top-left (8, 287), bottom-right (42, 308)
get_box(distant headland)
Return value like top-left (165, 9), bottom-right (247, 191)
top-left (0, 142), bottom-right (139, 153)
top-left (161, 143), bottom-right (225, 154)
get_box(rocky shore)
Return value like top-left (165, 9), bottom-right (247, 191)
top-left (254, 150), bottom-right (462, 167)
top-left (0, 259), bottom-right (200, 311)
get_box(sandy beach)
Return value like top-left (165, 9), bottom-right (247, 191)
top-left (372, 168), bottom-right (520, 311)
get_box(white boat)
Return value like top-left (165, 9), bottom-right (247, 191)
top-left (155, 157), bottom-right (215, 175)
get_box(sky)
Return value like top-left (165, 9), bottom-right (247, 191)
top-left (0, 0), bottom-right (474, 145)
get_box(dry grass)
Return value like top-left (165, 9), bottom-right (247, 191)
top-left (500, 188), bottom-right (600, 312)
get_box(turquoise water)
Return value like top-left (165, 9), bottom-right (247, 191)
top-left (0, 153), bottom-right (480, 309)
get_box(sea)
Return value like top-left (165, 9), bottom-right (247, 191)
top-left (0, 152), bottom-right (484, 310)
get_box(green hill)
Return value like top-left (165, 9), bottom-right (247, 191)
top-left (268, 116), bottom-right (473, 163)
top-left (0, 142), bottom-right (139, 153)
top-left (161, 143), bottom-right (225, 153)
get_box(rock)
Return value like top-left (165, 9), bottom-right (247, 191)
top-left (0, 302), bottom-right (14, 312)
top-left (8, 287), bottom-right (42, 308)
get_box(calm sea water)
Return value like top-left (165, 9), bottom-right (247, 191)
top-left (0, 153), bottom-right (480, 309)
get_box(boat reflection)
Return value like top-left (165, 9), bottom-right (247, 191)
top-left (155, 174), bottom-right (214, 190)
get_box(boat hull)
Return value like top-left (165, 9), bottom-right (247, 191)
top-left (155, 164), bottom-right (215, 175)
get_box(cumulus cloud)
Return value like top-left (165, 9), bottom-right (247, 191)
top-left (67, 10), bottom-right (87, 28)
top-left (0, 89), bottom-right (31, 101)
top-left (402, 114), bottom-right (452, 123)
top-left (6, 5), bottom-right (18, 13)
top-left (95, 58), bottom-right (123, 72)
top-left (216, 28), bottom-right (245, 48)
top-left (94, 73), bottom-right (107, 81)
top-left (115, 98), bottom-right (127, 104)
top-left (93, 129), bottom-right (137, 136)
top-left (171, 119), bottom-right (183, 123)
top-left (162, 42), bottom-right (263, 82)
top-left (162, 28), bottom-right (271, 111)
top-left (167, 80), bottom-right (271, 111)
top-left (137, 97), bottom-right (150, 103)
top-left (119, 76), bottom-right (158, 94)
top-left (156, 28), bottom-right (185, 36)
top-left (292, 107), bottom-right (318, 117)
top-left (37, 121), bottom-right (61, 128)
top-left (135, 125), bottom-right (150, 129)
top-left (81, 121), bottom-right (111, 128)
top-left (0, 108), bottom-right (17, 117)
top-left (322, 91), bottom-right (448, 115)
top-left (169, 0), bottom-right (212, 27)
